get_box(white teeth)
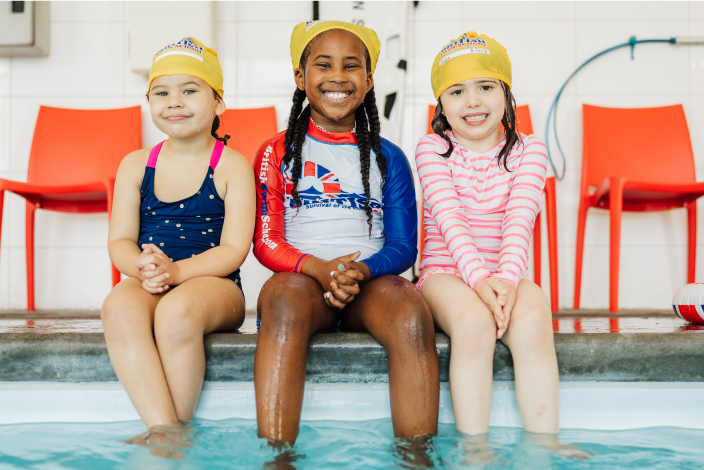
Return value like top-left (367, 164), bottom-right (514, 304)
top-left (464, 114), bottom-right (488, 122)
top-left (325, 92), bottom-right (349, 100)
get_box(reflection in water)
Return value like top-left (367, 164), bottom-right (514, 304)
top-left (0, 419), bottom-right (703, 469)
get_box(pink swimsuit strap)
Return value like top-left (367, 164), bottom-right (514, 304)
top-left (209, 140), bottom-right (225, 169)
top-left (146, 140), bottom-right (224, 169)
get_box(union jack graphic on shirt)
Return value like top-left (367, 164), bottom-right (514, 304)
top-left (283, 161), bottom-right (381, 213)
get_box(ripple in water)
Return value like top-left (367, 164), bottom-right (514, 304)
top-left (0, 419), bottom-right (703, 469)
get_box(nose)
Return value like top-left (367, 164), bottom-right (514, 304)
top-left (465, 90), bottom-right (481, 108)
top-left (328, 63), bottom-right (348, 84)
top-left (167, 93), bottom-right (184, 108)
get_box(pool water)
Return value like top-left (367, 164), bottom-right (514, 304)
top-left (1, 418), bottom-right (703, 469)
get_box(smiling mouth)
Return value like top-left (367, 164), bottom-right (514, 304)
top-left (323, 91), bottom-right (351, 102)
top-left (165, 115), bottom-right (190, 121)
top-left (463, 114), bottom-right (488, 122)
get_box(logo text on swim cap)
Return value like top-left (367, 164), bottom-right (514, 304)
top-left (305, 20), bottom-right (333, 31)
top-left (154, 37), bottom-right (205, 63)
top-left (438, 34), bottom-right (490, 66)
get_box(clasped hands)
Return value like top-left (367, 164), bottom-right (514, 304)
top-left (135, 243), bottom-right (180, 294)
top-left (318, 251), bottom-right (365, 310)
top-left (475, 276), bottom-right (516, 339)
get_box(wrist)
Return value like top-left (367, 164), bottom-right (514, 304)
top-left (301, 256), bottom-right (327, 287)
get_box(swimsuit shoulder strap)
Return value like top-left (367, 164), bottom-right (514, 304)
top-left (209, 140), bottom-right (225, 170)
top-left (147, 141), bottom-right (165, 168)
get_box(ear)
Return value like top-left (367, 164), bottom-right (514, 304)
top-left (215, 96), bottom-right (226, 117)
top-left (366, 71), bottom-right (374, 94)
top-left (294, 67), bottom-right (306, 91)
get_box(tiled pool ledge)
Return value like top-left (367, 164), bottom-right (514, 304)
top-left (0, 311), bottom-right (703, 383)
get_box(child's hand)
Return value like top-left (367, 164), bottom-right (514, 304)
top-left (475, 277), bottom-right (515, 339)
top-left (322, 252), bottom-right (364, 310)
top-left (137, 244), bottom-right (181, 294)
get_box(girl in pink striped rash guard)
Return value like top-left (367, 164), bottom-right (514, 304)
top-left (416, 32), bottom-right (561, 440)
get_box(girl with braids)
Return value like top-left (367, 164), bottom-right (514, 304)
top-left (102, 38), bottom-right (254, 455)
top-left (416, 32), bottom-right (558, 436)
top-left (252, 21), bottom-right (439, 444)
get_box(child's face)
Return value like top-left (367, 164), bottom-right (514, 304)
top-left (295, 30), bottom-right (373, 130)
top-left (440, 78), bottom-right (505, 148)
top-left (148, 75), bottom-right (224, 140)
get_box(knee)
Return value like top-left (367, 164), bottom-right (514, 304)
top-left (507, 304), bottom-right (552, 348)
top-left (257, 273), bottom-right (317, 338)
top-left (381, 282), bottom-right (436, 353)
top-left (101, 292), bottom-right (144, 337)
top-left (447, 310), bottom-right (497, 351)
top-left (153, 296), bottom-right (202, 347)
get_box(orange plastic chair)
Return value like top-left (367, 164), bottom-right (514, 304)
top-left (574, 104), bottom-right (702, 312)
top-left (219, 107), bottom-right (278, 164)
top-left (422, 104), bottom-right (559, 312)
top-left (0, 106), bottom-right (141, 311)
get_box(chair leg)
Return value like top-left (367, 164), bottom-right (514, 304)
top-left (106, 181), bottom-right (121, 287)
top-left (545, 177), bottom-right (559, 313)
top-left (533, 208), bottom-right (542, 287)
top-left (25, 201), bottom-right (37, 312)
top-left (0, 190), bottom-right (4, 271)
top-left (687, 200), bottom-right (697, 284)
top-left (608, 178), bottom-right (625, 313)
top-left (573, 199), bottom-right (589, 310)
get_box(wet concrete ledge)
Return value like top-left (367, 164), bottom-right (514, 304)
top-left (2, 328), bottom-right (704, 383)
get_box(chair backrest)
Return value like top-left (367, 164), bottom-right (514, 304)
top-left (582, 104), bottom-right (695, 187)
top-left (219, 107), bottom-right (278, 164)
top-left (27, 106), bottom-right (142, 186)
top-left (426, 104), bottom-right (533, 135)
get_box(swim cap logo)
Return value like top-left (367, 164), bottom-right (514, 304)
top-left (154, 37), bottom-right (205, 63)
top-left (439, 34), bottom-right (490, 66)
top-left (305, 20), bottom-right (332, 31)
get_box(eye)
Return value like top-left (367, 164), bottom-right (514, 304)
top-left (184, 89), bottom-right (196, 95)
top-left (316, 62), bottom-right (331, 69)
top-left (480, 85), bottom-right (493, 91)
top-left (155, 91), bottom-right (167, 97)
top-left (451, 89), bottom-right (463, 96)
top-left (345, 64), bottom-right (359, 70)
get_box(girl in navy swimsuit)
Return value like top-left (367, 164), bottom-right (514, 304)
top-left (101, 38), bottom-right (255, 456)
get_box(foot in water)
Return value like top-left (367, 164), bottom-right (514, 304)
top-left (262, 441), bottom-right (302, 470)
top-left (527, 432), bottom-right (592, 460)
top-left (457, 433), bottom-right (501, 466)
top-left (124, 423), bottom-right (194, 460)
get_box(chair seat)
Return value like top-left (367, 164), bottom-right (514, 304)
top-left (0, 179), bottom-right (112, 213)
top-left (593, 178), bottom-right (704, 212)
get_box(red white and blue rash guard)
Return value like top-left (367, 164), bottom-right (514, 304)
top-left (253, 119), bottom-right (417, 279)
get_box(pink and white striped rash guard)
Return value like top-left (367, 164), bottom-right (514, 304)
top-left (415, 132), bottom-right (548, 289)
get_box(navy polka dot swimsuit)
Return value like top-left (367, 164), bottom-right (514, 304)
top-left (138, 140), bottom-right (242, 291)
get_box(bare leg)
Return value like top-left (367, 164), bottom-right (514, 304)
top-left (343, 276), bottom-right (439, 438)
top-left (254, 273), bottom-right (338, 443)
top-left (501, 279), bottom-right (559, 434)
top-left (101, 278), bottom-right (177, 428)
top-left (420, 273), bottom-right (497, 435)
top-left (154, 276), bottom-right (245, 421)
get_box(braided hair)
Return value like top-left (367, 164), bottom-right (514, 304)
top-left (431, 81), bottom-right (520, 170)
top-left (283, 37), bottom-right (386, 237)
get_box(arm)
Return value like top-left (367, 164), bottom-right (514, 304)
top-left (495, 136), bottom-right (548, 288)
top-left (360, 141), bottom-right (418, 279)
top-left (107, 150), bottom-right (151, 279)
top-left (415, 135), bottom-right (491, 289)
top-left (252, 136), bottom-right (311, 272)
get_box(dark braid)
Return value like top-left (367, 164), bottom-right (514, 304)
top-left (211, 114), bottom-right (231, 146)
top-left (282, 88), bottom-right (310, 210)
top-left (431, 81), bottom-right (521, 170)
top-left (355, 103), bottom-right (373, 236)
top-left (356, 87), bottom-right (386, 237)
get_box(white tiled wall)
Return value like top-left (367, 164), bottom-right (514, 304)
top-left (0, 1), bottom-right (702, 311)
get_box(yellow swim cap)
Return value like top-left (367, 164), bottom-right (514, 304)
top-left (148, 37), bottom-right (224, 97)
top-left (430, 32), bottom-right (512, 100)
top-left (290, 20), bottom-right (381, 74)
